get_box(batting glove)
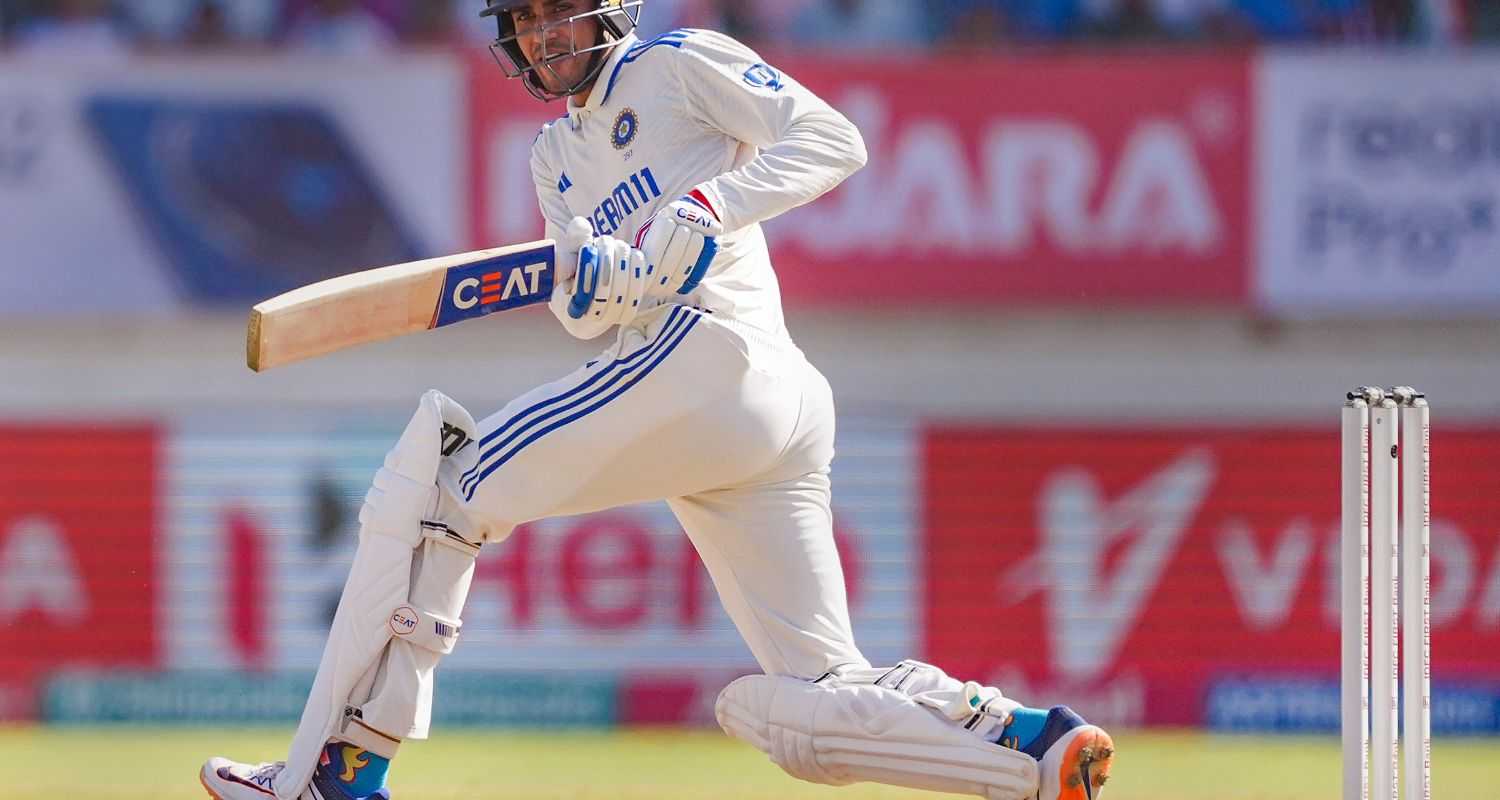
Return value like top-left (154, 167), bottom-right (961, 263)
top-left (549, 218), bottom-right (652, 339)
top-left (636, 190), bottom-right (723, 297)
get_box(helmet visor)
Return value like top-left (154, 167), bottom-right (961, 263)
top-left (483, 0), bottom-right (642, 93)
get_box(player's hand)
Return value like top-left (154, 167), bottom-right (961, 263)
top-left (549, 230), bottom-right (650, 339)
top-left (553, 217), bottom-right (594, 283)
top-left (636, 192), bottom-right (724, 297)
top-left (568, 234), bottom-right (650, 324)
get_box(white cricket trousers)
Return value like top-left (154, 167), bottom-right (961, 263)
top-left (448, 303), bottom-right (868, 678)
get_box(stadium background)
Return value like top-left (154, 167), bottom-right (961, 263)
top-left (1, 0), bottom-right (1498, 795)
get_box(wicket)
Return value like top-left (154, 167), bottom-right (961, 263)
top-left (1341, 387), bottom-right (1431, 800)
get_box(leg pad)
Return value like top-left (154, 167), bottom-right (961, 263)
top-left (716, 673), bottom-right (1038, 800)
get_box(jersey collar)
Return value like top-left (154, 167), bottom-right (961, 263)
top-left (567, 32), bottom-right (639, 129)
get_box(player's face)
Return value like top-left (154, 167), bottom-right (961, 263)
top-left (510, 0), bottom-right (602, 95)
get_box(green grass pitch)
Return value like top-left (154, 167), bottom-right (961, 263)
top-left (1, 726), bottom-right (1492, 799)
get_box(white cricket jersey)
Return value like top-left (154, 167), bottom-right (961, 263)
top-left (528, 28), bottom-right (866, 338)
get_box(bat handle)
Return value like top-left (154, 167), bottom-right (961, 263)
top-left (568, 244), bottom-right (600, 320)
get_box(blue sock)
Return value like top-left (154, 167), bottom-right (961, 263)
top-left (322, 742), bottom-right (390, 799)
top-left (996, 706), bottom-right (1049, 751)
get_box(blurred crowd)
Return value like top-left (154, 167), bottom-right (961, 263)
top-left (0, 0), bottom-right (1495, 57)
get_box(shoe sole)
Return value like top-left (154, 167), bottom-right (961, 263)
top-left (200, 764), bottom-right (225, 800)
top-left (1041, 724), bottom-right (1114, 800)
top-left (200, 763), bottom-right (281, 800)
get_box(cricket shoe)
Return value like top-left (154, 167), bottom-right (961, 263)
top-left (998, 706), bottom-right (1113, 800)
top-left (200, 757), bottom-right (391, 800)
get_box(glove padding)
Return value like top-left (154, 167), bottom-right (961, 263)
top-left (552, 216), bottom-right (593, 284)
top-left (636, 193), bottom-right (723, 297)
top-left (548, 217), bottom-right (651, 340)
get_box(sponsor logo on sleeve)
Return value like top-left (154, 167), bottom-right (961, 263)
top-left (743, 63), bottom-right (784, 92)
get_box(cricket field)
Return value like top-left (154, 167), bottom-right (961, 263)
top-left (1, 726), bottom-right (1491, 799)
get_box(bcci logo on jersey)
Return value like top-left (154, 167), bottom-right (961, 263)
top-left (434, 245), bottom-right (554, 328)
top-left (612, 107), bottom-right (639, 150)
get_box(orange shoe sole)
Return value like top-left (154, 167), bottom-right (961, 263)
top-left (200, 766), bottom-right (225, 800)
top-left (1053, 726), bottom-right (1114, 800)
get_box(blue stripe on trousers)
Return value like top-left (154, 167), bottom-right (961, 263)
top-left (463, 310), bottom-right (702, 501)
top-left (464, 304), bottom-right (686, 465)
top-left (459, 306), bottom-right (687, 492)
top-left (459, 308), bottom-right (692, 495)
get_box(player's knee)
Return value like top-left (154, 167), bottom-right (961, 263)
top-left (361, 390), bottom-right (485, 543)
top-left (387, 390), bottom-right (479, 484)
top-left (444, 459), bottom-right (542, 537)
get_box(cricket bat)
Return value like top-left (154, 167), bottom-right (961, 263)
top-left (246, 240), bottom-right (555, 372)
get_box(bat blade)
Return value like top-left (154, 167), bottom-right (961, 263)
top-left (247, 239), bottom-right (555, 372)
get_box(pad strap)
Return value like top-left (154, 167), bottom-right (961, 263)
top-left (339, 706), bottom-right (404, 757)
top-left (385, 525), bottom-right (479, 657)
top-left (387, 603), bottom-right (462, 656)
top-left (421, 520), bottom-right (484, 555)
top-left (836, 660), bottom-right (1017, 742)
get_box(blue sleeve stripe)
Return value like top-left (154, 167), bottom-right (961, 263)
top-left (602, 30), bottom-right (692, 105)
top-left (462, 309), bottom-right (703, 500)
top-left (459, 307), bottom-right (694, 494)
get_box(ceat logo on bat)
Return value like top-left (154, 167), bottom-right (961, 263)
top-left (450, 262), bottom-right (548, 309)
top-left (435, 245), bottom-right (555, 327)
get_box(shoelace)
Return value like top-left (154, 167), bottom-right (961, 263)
top-left (249, 763), bottom-right (285, 787)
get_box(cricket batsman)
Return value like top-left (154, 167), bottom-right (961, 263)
top-left (201, 2), bottom-right (1114, 798)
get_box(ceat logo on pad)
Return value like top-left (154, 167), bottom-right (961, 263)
top-left (389, 606), bottom-right (418, 636)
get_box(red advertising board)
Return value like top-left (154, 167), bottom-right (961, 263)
top-left (0, 426), bottom-right (159, 718)
top-left (923, 427), bottom-right (1500, 728)
top-left (468, 50), bottom-right (1250, 307)
top-left (467, 50), bottom-right (558, 264)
